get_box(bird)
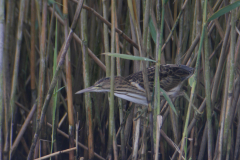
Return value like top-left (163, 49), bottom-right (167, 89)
top-left (75, 64), bottom-right (194, 106)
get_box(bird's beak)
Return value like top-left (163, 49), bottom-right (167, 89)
top-left (75, 86), bottom-right (95, 94)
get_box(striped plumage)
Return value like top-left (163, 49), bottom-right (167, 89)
top-left (75, 64), bottom-right (194, 106)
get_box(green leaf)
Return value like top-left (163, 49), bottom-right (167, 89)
top-left (160, 88), bottom-right (177, 115)
top-left (149, 17), bottom-right (156, 44)
top-left (56, 86), bottom-right (65, 93)
top-left (207, 1), bottom-right (240, 23)
top-left (188, 75), bottom-right (194, 87)
top-left (53, 86), bottom-right (65, 95)
top-left (103, 53), bottom-right (156, 62)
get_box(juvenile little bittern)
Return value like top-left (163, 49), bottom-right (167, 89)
top-left (75, 64), bottom-right (194, 106)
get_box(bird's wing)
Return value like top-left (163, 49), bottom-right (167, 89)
top-left (125, 65), bottom-right (194, 92)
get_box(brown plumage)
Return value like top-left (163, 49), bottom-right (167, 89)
top-left (125, 64), bottom-right (194, 92)
top-left (76, 64), bottom-right (194, 106)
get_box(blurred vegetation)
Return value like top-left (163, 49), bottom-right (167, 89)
top-left (0, 0), bottom-right (240, 160)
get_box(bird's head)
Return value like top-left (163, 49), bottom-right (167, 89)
top-left (75, 76), bottom-right (127, 94)
top-left (75, 77), bottom-right (111, 94)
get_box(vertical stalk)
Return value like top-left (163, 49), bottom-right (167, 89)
top-left (115, 9), bottom-right (125, 160)
top-left (155, 0), bottom-right (164, 159)
top-left (129, 10), bottom-right (140, 159)
top-left (30, 0), bottom-right (36, 102)
top-left (128, 1), bottom-right (142, 159)
top-left (108, 0), bottom-right (116, 157)
top-left (0, 0), bottom-right (4, 158)
top-left (9, 0), bottom-right (26, 158)
top-left (3, 0), bottom-right (14, 158)
top-left (156, 0), bottom-right (164, 117)
top-left (223, 0), bottom-right (236, 157)
top-left (36, 0), bottom-right (47, 127)
top-left (203, 1), bottom-right (213, 159)
top-left (40, 0), bottom-right (48, 156)
top-left (30, 2), bottom-right (37, 150)
top-left (141, 0), bottom-right (151, 158)
top-left (102, 1), bottom-right (112, 155)
top-left (35, 2), bottom-right (47, 147)
top-left (217, 60), bottom-right (228, 160)
top-left (80, 1), bottom-right (94, 159)
top-left (172, 0), bottom-right (177, 63)
top-left (211, 21), bottom-right (230, 110)
top-left (50, 17), bottom-right (58, 159)
top-left (63, 0), bottom-right (75, 159)
top-left (102, 0), bottom-right (110, 77)
top-left (142, 0), bottom-right (150, 47)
